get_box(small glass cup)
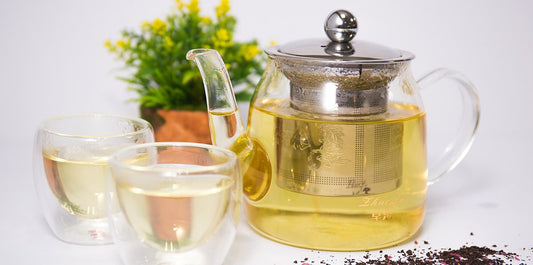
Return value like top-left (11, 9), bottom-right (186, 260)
top-left (107, 142), bottom-right (241, 265)
top-left (33, 113), bottom-right (154, 245)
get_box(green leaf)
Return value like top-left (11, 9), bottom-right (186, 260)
top-left (181, 70), bottom-right (197, 85)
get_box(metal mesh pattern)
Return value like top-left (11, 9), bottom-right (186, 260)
top-left (278, 118), bottom-right (403, 196)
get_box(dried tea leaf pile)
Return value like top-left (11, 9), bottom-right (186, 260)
top-left (292, 240), bottom-right (532, 265)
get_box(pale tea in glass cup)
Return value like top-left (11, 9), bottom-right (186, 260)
top-left (107, 142), bottom-right (241, 265)
top-left (33, 114), bottom-right (154, 245)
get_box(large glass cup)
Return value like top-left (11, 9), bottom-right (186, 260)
top-left (107, 142), bottom-right (241, 265)
top-left (33, 114), bottom-right (154, 245)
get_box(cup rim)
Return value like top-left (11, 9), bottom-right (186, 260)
top-left (40, 113), bottom-right (153, 139)
top-left (108, 142), bottom-right (238, 175)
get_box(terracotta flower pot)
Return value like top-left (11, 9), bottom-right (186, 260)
top-left (141, 107), bottom-right (212, 144)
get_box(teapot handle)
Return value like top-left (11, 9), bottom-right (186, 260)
top-left (417, 68), bottom-right (481, 185)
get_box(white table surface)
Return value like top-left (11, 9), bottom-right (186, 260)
top-left (1, 0), bottom-right (532, 264)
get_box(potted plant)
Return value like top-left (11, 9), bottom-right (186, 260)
top-left (105, 0), bottom-right (263, 143)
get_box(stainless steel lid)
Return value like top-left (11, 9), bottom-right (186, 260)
top-left (266, 10), bottom-right (414, 64)
top-left (265, 10), bottom-right (414, 116)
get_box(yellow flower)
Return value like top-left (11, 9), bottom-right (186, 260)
top-left (269, 40), bottom-right (277, 46)
top-left (104, 40), bottom-right (115, 52)
top-left (216, 0), bottom-right (230, 17)
top-left (201, 16), bottom-right (211, 25)
top-left (141, 21), bottom-right (151, 31)
top-left (164, 36), bottom-right (174, 48)
top-left (188, 0), bottom-right (200, 14)
top-left (152, 18), bottom-right (167, 35)
top-left (213, 28), bottom-right (232, 48)
top-left (215, 28), bottom-right (229, 41)
top-left (176, 0), bottom-right (185, 11)
top-left (225, 63), bottom-right (231, 70)
top-left (242, 44), bottom-right (260, 61)
top-left (116, 39), bottom-right (126, 48)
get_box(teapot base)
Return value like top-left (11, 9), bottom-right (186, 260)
top-left (244, 203), bottom-right (424, 251)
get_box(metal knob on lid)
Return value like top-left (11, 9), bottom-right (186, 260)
top-left (324, 10), bottom-right (357, 56)
top-left (324, 10), bottom-right (358, 43)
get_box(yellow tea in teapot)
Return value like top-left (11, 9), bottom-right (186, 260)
top-left (243, 99), bottom-right (427, 251)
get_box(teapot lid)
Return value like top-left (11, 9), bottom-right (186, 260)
top-left (265, 10), bottom-right (414, 64)
top-left (264, 10), bottom-right (415, 116)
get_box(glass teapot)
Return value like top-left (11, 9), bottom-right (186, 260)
top-left (187, 10), bottom-right (480, 251)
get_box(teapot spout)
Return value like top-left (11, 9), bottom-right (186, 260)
top-left (186, 48), bottom-right (248, 150)
top-left (188, 49), bottom-right (272, 202)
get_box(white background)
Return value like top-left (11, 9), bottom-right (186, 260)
top-left (1, 0), bottom-right (532, 264)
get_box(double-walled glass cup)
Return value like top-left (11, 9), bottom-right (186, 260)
top-left (33, 114), bottom-right (154, 245)
top-left (107, 142), bottom-right (241, 265)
